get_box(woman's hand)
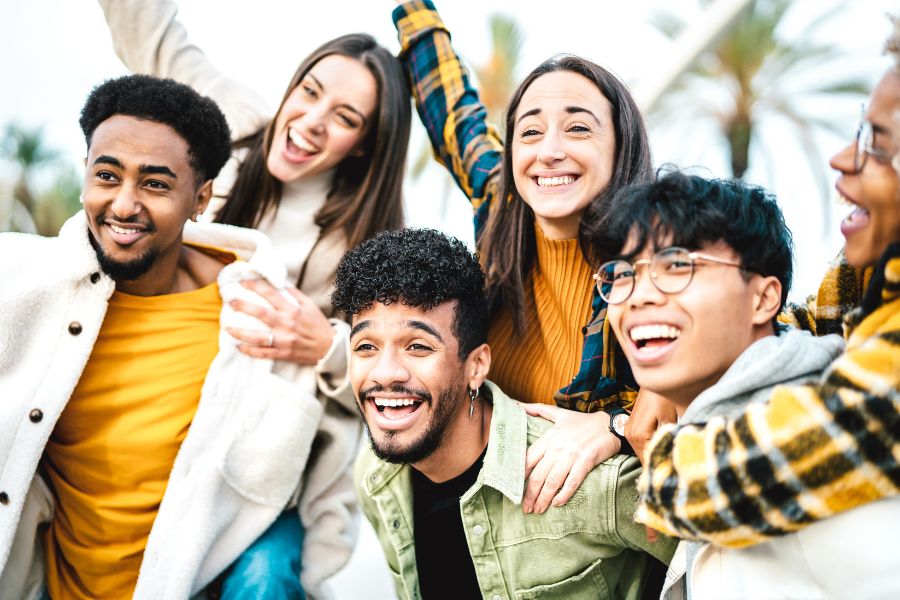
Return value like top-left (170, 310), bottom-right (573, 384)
top-left (226, 279), bottom-right (335, 365)
top-left (520, 404), bottom-right (621, 514)
top-left (624, 389), bottom-right (678, 465)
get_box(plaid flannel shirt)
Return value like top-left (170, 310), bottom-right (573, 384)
top-left (637, 244), bottom-right (900, 548)
top-left (393, 0), bottom-right (636, 413)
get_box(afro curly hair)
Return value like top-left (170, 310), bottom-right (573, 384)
top-left (332, 228), bottom-right (488, 359)
top-left (79, 74), bottom-right (231, 184)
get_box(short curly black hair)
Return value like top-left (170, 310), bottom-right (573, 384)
top-left (79, 74), bottom-right (231, 184)
top-left (332, 228), bottom-right (488, 359)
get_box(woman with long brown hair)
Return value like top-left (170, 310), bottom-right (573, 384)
top-left (393, 0), bottom-right (658, 515)
top-left (98, 0), bottom-right (411, 597)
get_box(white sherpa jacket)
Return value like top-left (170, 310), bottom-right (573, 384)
top-left (0, 212), bottom-right (362, 600)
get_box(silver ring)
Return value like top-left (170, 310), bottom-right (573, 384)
top-left (265, 331), bottom-right (275, 348)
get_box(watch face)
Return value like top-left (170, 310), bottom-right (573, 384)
top-left (612, 413), bottom-right (629, 437)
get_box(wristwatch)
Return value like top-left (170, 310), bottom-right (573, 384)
top-left (608, 408), bottom-right (631, 452)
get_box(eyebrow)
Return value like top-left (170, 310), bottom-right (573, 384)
top-left (350, 320), bottom-right (370, 338)
top-left (349, 318), bottom-right (445, 342)
top-left (407, 320), bottom-right (444, 343)
top-left (93, 155), bottom-right (177, 179)
top-left (307, 73), bottom-right (368, 126)
top-left (515, 105), bottom-right (602, 126)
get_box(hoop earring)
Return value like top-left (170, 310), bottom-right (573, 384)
top-left (468, 386), bottom-right (479, 418)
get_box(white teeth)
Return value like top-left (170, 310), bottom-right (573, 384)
top-left (373, 398), bottom-right (419, 408)
top-left (629, 324), bottom-right (681, 342)
top-left (288, 128), bottom-right (318, 153)
top-left (537, 175), bottom-right (576, 187)
top-left (109, 224), bottom-right (142, 235)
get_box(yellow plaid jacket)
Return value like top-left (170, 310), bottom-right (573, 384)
top-left (637, 244), bottom-right (900, 547)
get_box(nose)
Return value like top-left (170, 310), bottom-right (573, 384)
top-left (303, 105), bottom-right (327, 135)
top-left (537, 131), bottom-right (566, 165)
top-left (369, 347), bottom-right (410, 388)
top-left (109, 185), bottom-right (141, 219)
top-left (627, 263), bottom-right (667, 308)
top-left (829, 140), bottom-right (856, 174)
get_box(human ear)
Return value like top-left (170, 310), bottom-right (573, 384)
top-left (465, 343), bottom-right (491, 390)
top-left (750, 276), bottom-right (782, 325)
top-left (193, 179), bottom-right (214, 220)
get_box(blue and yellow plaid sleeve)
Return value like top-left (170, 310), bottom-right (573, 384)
top-left (393, 0), bottom-right (504, 237)
top-left (637, 252), bottom-right (900, 548)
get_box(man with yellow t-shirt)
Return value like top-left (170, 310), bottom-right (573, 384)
top-left (0, 75), bottom-right (362, 599)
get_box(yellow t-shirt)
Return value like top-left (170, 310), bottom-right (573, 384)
top-left (42, 277), bottom-right (222, 599)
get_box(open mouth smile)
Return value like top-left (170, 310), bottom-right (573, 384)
top-left (287, 127), bottom-right (320, 156)
top-left (627, 323), bottom-right (681, 362)
top-left (104, 220), bottom-right (149, 246)
top-left (837, 187), bottom-right (870, 237)
top-left (534, 175), bottom-right (578, 188)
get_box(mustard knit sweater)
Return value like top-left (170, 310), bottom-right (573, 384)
top-left (488, 225), bottom-right (594, 405)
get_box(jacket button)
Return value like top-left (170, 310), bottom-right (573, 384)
top-left (0, 492), bottom-right (8, 505)
top-left (392, 519), bottom-right (401, 529)
top-left (29, 409), bottom-right (43, 423)
top-left (472, 524), bottom-right (484, 536)
top-left (90, 272), bottom-right (101, 284)
top-left (492, 595), bottom-right (502, 600)
top-left (68, 322), bottom-right (82, 335)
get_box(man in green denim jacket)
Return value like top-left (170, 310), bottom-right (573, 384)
top-left (332, 229), bottom-right (674, 600)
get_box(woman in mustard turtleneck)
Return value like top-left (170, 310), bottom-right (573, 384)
top-left (393, 0), bottom-right (667, 514)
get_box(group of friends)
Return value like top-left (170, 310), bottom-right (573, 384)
top-left (0, 0), bottom-right (897, 598)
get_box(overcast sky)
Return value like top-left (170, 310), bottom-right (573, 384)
top-left (1, 0), bottom-right (896, 298)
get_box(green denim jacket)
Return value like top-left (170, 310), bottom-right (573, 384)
top-left (354, 383), bottom-right (676, 600)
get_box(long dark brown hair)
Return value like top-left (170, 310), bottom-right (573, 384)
top-left (480, 55), bottom-right (652, 328)
top-left (215, 34), bottom-right (411, 286)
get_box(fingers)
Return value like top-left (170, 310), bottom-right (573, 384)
top-left (526, 453), bottom-right (574, 514)
top-left (286, 286), bottom-right (316, 307)
top-left (524, 438), bottom-right (547, 481)
top-left (645, 526), bottom-right (659, 544)
top-left (241, 279), bottom-right (294, 312)
top-left (235, 343), bottom-right (291, 360)
top-left (229, 298), bottom-right (279, 327)
top-left (522, 450), bottom-right (554, 514)
top-left (552, 456), bottom-right (593, 508)
top-left (521, 402), bottom-right (561, 422)
top-left (226, 326), bottom-right (273, 347)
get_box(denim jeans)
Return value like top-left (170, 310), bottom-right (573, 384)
top-left (219, 510), bottom-right (305, 600)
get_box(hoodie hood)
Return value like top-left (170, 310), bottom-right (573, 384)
top-left (680, 329), bottom-right (845, 424)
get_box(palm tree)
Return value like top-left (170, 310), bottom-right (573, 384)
top-left (649, 0), bottom-right (869, 229)
top-left (1, 123), bottom-right (80, 235)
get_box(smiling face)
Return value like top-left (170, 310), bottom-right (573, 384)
top-left (266, 54), bottom-right (378, 183)
top-left (82, 114), bottom-right (210, 284)
top-left (607, 238), bottom-right (780, 412)
top-left (833, 69), bottom-right (900, 268)
top-left (511, 70), bottom-right (616, 239)
top-left (351, 301), bottom-right (481, 465)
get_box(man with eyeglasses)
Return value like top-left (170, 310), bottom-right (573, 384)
top-left (595, 169), bottom-right (900, 598)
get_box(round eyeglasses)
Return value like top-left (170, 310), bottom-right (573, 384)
top-left (854, 105), bottom-right (894, 173)
top-left (594, 247), bottom-right (750, 305)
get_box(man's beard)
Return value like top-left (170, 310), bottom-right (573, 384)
top-left (88, 230), bottom-right (159, 281)
top-left (358, 383), bottom-right (462, 465)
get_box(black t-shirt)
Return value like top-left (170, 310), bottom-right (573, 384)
top-left (411, 449), bottom-right (487, 599)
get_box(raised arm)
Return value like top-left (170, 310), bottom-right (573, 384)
top-left (637, 300), bottom-right (900, 548)
top-left (97, 0), bottom-right (269, 139)
top-left (392, 0), bottom-right (504, 235)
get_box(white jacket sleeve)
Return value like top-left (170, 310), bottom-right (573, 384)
top-left (298, 397), bottom-right (364, 598)
top-left (97, 0), bottom-right (270, 139)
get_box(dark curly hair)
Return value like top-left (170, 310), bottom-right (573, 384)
top-left (594, 169), bottom-right (794, 314)
top-left (79, 74), bottom-right (231, 184)
top-left (332, 228), bottom-right (488, 359)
